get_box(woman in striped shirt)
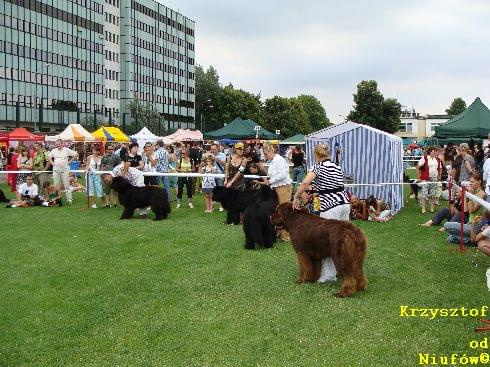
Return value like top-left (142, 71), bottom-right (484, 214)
top-left (293, 143), bottom-right (351, 283)
top-left (293, 144), bottom-right (350, 219)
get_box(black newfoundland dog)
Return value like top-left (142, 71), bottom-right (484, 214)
top-left (111, 176), bottom-right (170, 220)
top-left (212, 186), bottom-right (257, 225)
top-left (212, 185), bottom-right (278, 249)
top-left (242, 185), bottom-right (278, 249)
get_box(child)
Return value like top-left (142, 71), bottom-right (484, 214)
top-left (41, 182), bottom-right (63, 207)
top-left (69, 173), bottom-right (86, 192)
top-left (201, 154), bottom-right (216, 213)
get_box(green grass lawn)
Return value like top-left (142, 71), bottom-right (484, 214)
top-left (0, 183), bottom-right (489, 366)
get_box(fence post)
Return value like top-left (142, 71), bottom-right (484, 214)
top-left (460, 186), bottom-right (466, 253)
top-left (448, 180), bottom-right (452, 209)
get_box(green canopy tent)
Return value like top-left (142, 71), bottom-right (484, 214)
top-left (204, 117), bottom-right (277, 139)
top-left (434, 97), bottom-right (490, 140)
top-left (429, 136), bottom-right (482, 145)
top-left (280, 133), bottom-right (305, 145)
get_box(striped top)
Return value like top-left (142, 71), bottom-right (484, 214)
top-left (310, 159), bottom-right (350, 212)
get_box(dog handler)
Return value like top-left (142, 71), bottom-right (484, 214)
top-left (101, 159), bottom-right (148, 218)
top-left (292, 143), bottom-right (351, 282)
top-left (262, 144), bottom-right (293, 241)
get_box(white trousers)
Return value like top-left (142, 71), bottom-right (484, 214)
top-left (53, 170), bottom-right (72, 202)
top-left (320, 203), bottom-right (351, 221)
top-left (318, 203), bottom-right (351, 282)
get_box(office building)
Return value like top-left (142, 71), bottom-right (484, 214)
top-left (395, 106), bottom-right (449, 141)
top-left (0, 0), bottom-right (195, 132)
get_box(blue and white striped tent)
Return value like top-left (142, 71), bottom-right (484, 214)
top-left (305, 122), bottom-right (404, 214)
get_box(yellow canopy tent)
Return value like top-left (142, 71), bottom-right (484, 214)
top-left (92, 126), bottom-right (129, 142)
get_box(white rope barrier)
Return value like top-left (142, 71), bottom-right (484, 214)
top-left (1, 169), bottom-right (451, 186)
top-left (344, 181), bottom-right (448, 187)
top-left (0, 169), bottom-right (269, 180)
top-left (0, 170), bottom-right (83, 174)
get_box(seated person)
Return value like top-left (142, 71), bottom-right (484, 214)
top-left (350, 195), bottom-right (368, 220)
top-left (443, 172), bottom-right (487, 244)
top-left (471, 211), bottom-right (490, 251)
top-left (41, 182), bottom-right (63, 207)
top-left (69, 173), bottom-right (86, 192)
top-left (420, 191), bottom-right (468, 230)
top-left (0, 187), bottom-right (8, 203)
top-left (350, 195), bottom-right (393, 222)
top-left (365, 196), bottom-right (394, 222)
top-left (7, 175), bottom-right (41, 208)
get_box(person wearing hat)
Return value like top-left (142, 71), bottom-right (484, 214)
top-left (224, 142), bottom-right (248, 224)
top-left (225, 142), bottom-right (247, 191)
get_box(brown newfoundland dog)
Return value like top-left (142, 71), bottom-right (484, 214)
top-left (271, 202), bottom-right (367, 297)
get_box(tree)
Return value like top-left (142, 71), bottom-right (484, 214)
top-left (347, 80), bottom-right (401, 133)
top-left (205, 84), bottom-right (263, 132)
top-left (81, 115), bottom-right (104, 131)
top-left (127, 98), bottom-right (162, 135)
top-left (296, 95), bottom-right (331, 132)
top-left (382, 98), bottom-right (403, 134)
top-left (262, 96), bottom-right (309, 138)
top-left (446, 98), bottom-right (467, 117)
top-left (195, 65), bottom-right (221, 128)
top-left (195, 64), bottom-right (331, 136)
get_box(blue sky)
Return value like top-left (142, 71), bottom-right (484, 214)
top-left (166, 0), bottom-right (489, 122)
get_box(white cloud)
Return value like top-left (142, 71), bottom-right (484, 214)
top-left (177, 0), bottom-right (490, 123)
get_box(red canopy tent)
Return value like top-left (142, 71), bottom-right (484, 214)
top-left (7, 128), bottom-right (44, 141)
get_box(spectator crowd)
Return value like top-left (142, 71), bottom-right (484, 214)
top-left (1, 138), bottom-right (490, 263)
top-left (413, 142), bottom-right (490, 259)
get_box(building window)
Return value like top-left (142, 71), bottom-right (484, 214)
top-left (399, 122), bottom-right (412, 133)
